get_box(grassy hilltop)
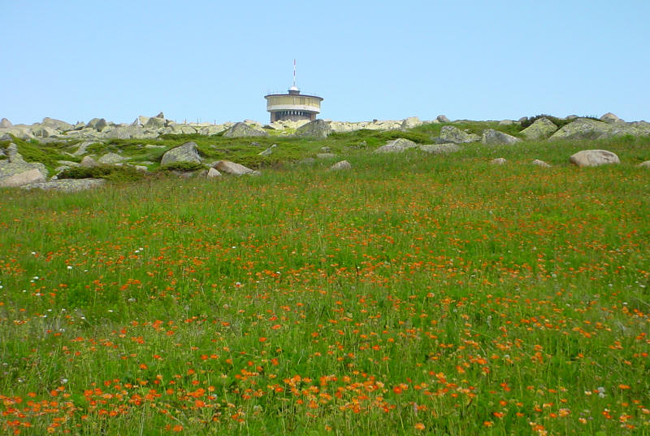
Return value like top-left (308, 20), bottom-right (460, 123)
top-left (1, 120), bottom-right (650, 435)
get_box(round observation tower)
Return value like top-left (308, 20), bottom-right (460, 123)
top-left (264, 60), bottom-right (323, 123)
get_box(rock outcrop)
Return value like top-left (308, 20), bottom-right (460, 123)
top-left (548, 118), bottom-right (650, 141)
top-left (521, 118), bottom-right (558, 140)
top-left (222, 122), bottom-right (268, 138)
top-left (295, 119), bottom-right (332, 138)
top-left (569, 150), bottom-right (620, 167)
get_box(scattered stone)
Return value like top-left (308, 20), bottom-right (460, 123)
top-left (374, 138), bottom-right (418, 153)
top-left (214, 160), bottom-right (259, 176)
top-left (440, 125), bottom-right (480, 144)
top-left (549, 118), bottom-right (618, 141)
top-left (98, 152), bottom-right (127, 165)
top-left (401, 117), bottom-right (422, 129)
top-left (135, 165), bottom-right (149, 173)
top-left (295, 119), bottom-right (332, 138)
top-left (418, 143), bottom-right (461, 154)
top-left (207, 168), bottom-right (222, 178)
top-left (532, 159), bottom-right (551, 168)
top-left (22, 179), bottom-right (106, 192)
top-left (482, 129), bottom-right (522, 145)
top-left (223, 122), bottom-right (268, 138)
top-left (437, 115), bottom-right (451, 123)
top-left (638, 161), bottom-right (650, 168)
top-left (521, 118), bottom-right (558, 140)
top-left (490, 158), bottom-right (507, 165)
top-left (0, 168), bottom-right (46, 187)
top-left (0, 118), bottom-right (12, 128)
top-left (498, 120), bottom-right (516, 126)
top-left (80, 156), bottom-right (98, 168)
top-left (569, 149), bottom-right (620, 167)
top-left (329, 160), bottom-right (352, 171)
top-left (160, 142), bottom-right (202, 166)
top-left (600, 112), bottom-right (623, 124)
top-left (316, 153), bottom-right (336, 159)
top-left (258, 144), bottom-right (277, 156)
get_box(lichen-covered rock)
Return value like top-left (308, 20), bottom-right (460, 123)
top-left (437, 115), bottom-right (451, 123)
top-left (80, 156), bottom-right (98, 168)
top-left (482, 129), bottom-right (521, 145)
top-left (144, 116), bottom-right (167, 129)
top-left (374, 138), bottom-right (418, 153)
top-left (223, 122), bottom-right (268, 138)
top-left (521, 118), bottom-right (558, 140)
top-left (418, 143), bottom-right (461, 154)
top-left (161, 142), bottom-right (202, 166)
top-left (22, 179), bottom-right (106, 192)
top-left (440, 125), bottom-right (480, 144)
top-left (532, 159), bottom-right (551, 168)
top-left (258, 144), bottom-right (277, 156)
top-left (638, 161), bottom-right (650, 168)
top-left (0, 156), bottom-right (48, 187)
top-left (569, 150), bottom-right (620, 167)
top-left (73, 141), bottom-right (96, 157)
top-left (98, 152), bottom-right (127, 165)
top-left (6, 143), bottom-right (24, 163)
top-left (207, 168), bottom-right (222, 178)
top-left (401, 117), bottom-right (421, 129)
top-left (549, 118), bottom-right (618, 141)
top-left (600, 112), bottom-right (623, 124)
top-left (214, 160), bottom-right (259, 176)
top-left (0, 168), bottom-right (46, 187)
top-left (87, 118), bottom-right (108, 132)
top-left (42, 117), bottom-right (74, 132)
top-left (0, 118), bottom-right (12, 128)
top-left (490, 158), bottom-right (507, 165)
top-left (295, 119), bottom-right (332, 138)
top-left (329, 160), bottom-right (352, 171)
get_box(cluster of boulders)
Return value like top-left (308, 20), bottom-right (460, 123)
top-left (2, 112), bottom-right (650, 143)
top-left (2, 112), bottom-right (649, 192)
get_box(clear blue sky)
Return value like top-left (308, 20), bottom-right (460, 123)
top-left (2, 0), bottom-right (649, 125)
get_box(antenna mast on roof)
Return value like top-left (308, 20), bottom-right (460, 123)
top-left (293, 59), bottom-right (297, 88)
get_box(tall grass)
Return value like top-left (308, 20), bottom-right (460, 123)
top-left (1, 138), bottom-right (649, 435)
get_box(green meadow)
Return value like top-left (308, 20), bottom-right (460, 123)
top-left (1, 128), bottom-right (649, 435)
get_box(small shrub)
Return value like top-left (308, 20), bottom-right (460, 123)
top-left (520, 115), bottom-right (573, 129)
top-left (159, 161), bottom-right (204, 172)
top-left (59, 165), bottom-right (144, 182)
